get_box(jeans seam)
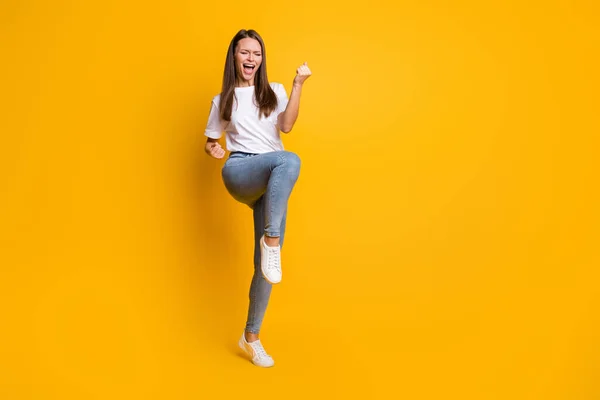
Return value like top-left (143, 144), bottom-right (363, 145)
top-left (266, 155), bottom-right (284, 237)
top-left (248, 275), bottom-right (259, 332)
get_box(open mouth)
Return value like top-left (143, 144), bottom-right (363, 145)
top-left (242, 63), bottom-right (255, 75)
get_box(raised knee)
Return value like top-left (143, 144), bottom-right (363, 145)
top-left (284, 151), bottom-right (300, 167)
top-left (284, 151), bottom-right (301, 175)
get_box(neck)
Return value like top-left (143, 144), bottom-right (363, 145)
top-left (236, 79), bottom-right (254, 87)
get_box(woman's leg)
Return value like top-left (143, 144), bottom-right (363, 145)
top-left (221, 150), bottom-right (301, 238)
top-left (222, 151), bottom-right (300, 285)
top-left (245, 196), bottom-right (288, 339)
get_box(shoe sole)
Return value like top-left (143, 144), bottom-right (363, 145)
top-left (261, 270), bottom-right (281, 285)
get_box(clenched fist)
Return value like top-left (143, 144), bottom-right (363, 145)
top-left (293, 62), bottom-right (312, 86)
top-left (205, 141), bottom-right (225, 159)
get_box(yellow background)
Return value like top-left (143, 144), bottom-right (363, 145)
top-left (1, 0), bottom-right (599, 398)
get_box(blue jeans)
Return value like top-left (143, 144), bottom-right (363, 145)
top-left (221, 150), bottom-right (301, 334)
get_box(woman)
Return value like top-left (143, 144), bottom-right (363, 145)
top-left (203, 29), bottom-right (311, 367)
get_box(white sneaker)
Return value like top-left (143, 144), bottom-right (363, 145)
top-left (238, 333), bottom-right (275, 367)
top-left (260, 235), bottom-right (282, 284)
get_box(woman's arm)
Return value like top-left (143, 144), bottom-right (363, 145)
top-left (278, 62), bottom-right (312, 133)
top-left (205, 137), bottom-right (225, 159)
top-left (204, 100), bottom-right (225, 159)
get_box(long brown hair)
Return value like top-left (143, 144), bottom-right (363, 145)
top-left (219, 29), bottom-right (278, 121)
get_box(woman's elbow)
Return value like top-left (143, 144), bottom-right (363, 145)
top-left (279, 120), bottom-right (294, 133)
top-left (277, 114), bottom-right (295, 133)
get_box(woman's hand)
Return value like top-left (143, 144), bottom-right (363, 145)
top-left (205, 140), bottom-right (225, 159)
top-left (293, 62), bottom-right (312, 87)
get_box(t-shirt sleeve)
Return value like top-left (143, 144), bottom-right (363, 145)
top-left (274, 83), bottom-right (289, 115)
top-left (204, 100), bottom-right (224, 139)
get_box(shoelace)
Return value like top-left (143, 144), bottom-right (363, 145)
top-left (266, 247), bottom-right (281, 273)
top-left (250, 341), bottom-right (269, 358)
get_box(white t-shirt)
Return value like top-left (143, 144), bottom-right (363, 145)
top-left (204, 82), bottom-right (289, 154)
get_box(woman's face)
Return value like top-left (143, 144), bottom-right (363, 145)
top-left (234, 38), bottom-right (263, 86)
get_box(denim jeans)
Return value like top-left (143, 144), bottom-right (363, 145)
top-left (221, 150), bottom-right (301, 334)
